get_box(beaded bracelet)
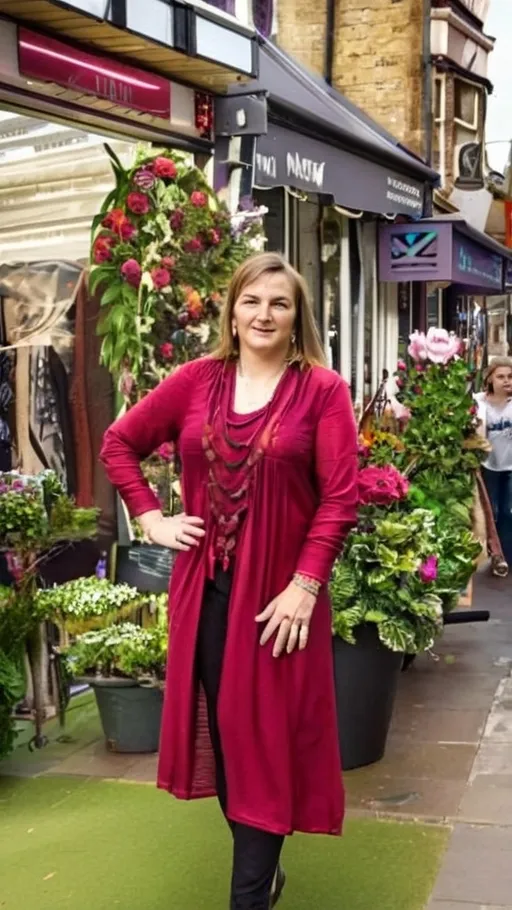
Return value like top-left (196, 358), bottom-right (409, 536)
top-left (293, 573), bottom-right (321, 597)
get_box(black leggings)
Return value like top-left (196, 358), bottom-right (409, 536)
top-left (196, 567), bottom-right (284, 910)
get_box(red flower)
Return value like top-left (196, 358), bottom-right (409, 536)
top-left (153, 157), bottom-right (177, 180)
top-left (156, 441), bottom-right (175, 462)
top-left (126, 192), bottom-right (150, 215)
top-left (184, 236), bottom-right (204, 253)
top-left (190, 190), bottom-right (208, 208)
top-left (208, 228), bottom-right (222, 246)
top-left (119, 220), bottom-right (137, 242)
top-left (396, 377), bottom-right (405, 389)
top-left (161, 256), bottom-right (176, 270)
top-left (120, 258), bottom-right (142, 288)
top-left (469, 404), bottom-right (478, 416)
top-left (358, 465), bottom-right (409, 507)
top-left (419, 555), bottom-right (438, 584)
top-left (151, 267), bottom-right (171, 290)
top-left (102, 208), bottom-right (126, 231)
top-left (397, 359), bottom-right (407, 372)
top-left (159, 342), bottom-right (174, 360)
top-left (170, 210), bottom-right (184, 232)
top-left (93, 235), bottom-right (117, 263)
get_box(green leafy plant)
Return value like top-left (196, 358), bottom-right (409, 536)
top-left (65, 620), bottom-right (168, 686)
top-left (36, 577), bottom-right (163, 635)
top-left (90, 145), bottom-right (266, 397)
top-left (331, 508), bottom-right (444, 654)
top-left (0, 470), bottom-right (99, 756)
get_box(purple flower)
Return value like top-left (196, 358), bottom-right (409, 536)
top-left (12, 480), bottom-right (24, 491)
top-left (419, 555), bottom-right (438, 584)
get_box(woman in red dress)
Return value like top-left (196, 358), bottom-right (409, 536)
top-left (100, 252), bottom-right (358, 909)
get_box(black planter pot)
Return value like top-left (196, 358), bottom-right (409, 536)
top-left (333, 624), bottom-right (403, 771)
top-left (87, 678), bottom-right (164, 753)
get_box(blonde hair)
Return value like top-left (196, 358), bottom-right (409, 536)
top-left (212, 252), bottom-right (326, 369)
top-left (484, 357), bottom-right (512, 392)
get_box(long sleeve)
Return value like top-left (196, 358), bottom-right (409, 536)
top-left (295, 376), bottom-right (358, 585)
top-left (99, 362), bottom-right (194, 518)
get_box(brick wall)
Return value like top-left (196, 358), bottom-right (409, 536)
top-left (332, 0), bottom-right (426, 157)
top-left (276, 0), bottom-right (328, 75)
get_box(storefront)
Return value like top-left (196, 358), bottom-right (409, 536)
top-left (0, 3), bottom-right (260, 560)
top-left (217, 38), bottom-right (440, 408)
top-left (378, 216), bottom-right (512, 370)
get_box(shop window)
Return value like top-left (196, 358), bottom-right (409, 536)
top-left (296, 198), bottom-right (322, 330)
top-left (253, 188), bottom-right (285, 253)
top-left (321, 213), bottom-right (342, 373)
top-left (454, 78), bottom-right (479, 130)
top-left (252, 0), bottom-right (274, 36)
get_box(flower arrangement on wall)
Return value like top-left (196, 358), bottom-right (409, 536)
top-left (89, 145), bottom-right (266, 402)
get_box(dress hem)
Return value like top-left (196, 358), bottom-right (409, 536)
top-left (157, 779), bottom-right (342, 837)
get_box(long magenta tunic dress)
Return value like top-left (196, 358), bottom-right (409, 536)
top-left (100, 357), bottom-right (358, 836)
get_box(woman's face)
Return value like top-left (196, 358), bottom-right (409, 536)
top-left (491, 367), bottom-right (512, 396)
top-left (232, 271), bottom-right (296, 360)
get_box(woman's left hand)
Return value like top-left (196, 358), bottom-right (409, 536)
top-left (256, 582), bottom-right (317, 658)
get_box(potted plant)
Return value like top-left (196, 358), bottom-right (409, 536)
top-left (330, 464), bottom-right (445, 770)
top-left (0, 470), bottom-right (98, 754)
top-left (64, 602), bottom-right (167, 754)
top-left (36, 575), bottom-right (156, 637)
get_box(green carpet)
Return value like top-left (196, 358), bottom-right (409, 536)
top-left (0, 775), bottom-right (448, 910)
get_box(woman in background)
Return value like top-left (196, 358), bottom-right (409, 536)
top-left (475, 357), bottom-right (512, 574)
top-left (100, 252), bottom-right (359, 909)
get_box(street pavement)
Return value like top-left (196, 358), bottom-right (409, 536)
top-left (1, 568), bottom-right (511, 908)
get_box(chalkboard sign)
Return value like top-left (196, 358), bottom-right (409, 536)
top-left (115, 543), bottom-right (175, 594)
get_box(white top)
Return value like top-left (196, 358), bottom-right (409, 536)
top-left (476, 394), bottom-right (512, 472)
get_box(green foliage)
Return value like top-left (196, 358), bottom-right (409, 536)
top-left (331, 509), bottom-right (444, 654)
top-left (0, 649), bottom-right (25, 759)
top-left (36, 578), bottom-right (162, 634)
top-left (65, 621), bottom-right (168, 684)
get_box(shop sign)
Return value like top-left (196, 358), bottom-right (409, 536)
top-left (452, 233), bottom-right (503, 290)
top-left (18, 27), bottom-right (171, 119)
top-left (379, 221), bottom-right (508, 292)
top-left (254, 122), bottom-right (425, 216)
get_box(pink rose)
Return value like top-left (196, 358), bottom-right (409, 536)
top-left (190, 191), bottom-right (208, 208)
top-left (408, 331), bottom-right (428, 362)
top-left (151, 267), bottom-right (171, 290)
top-left (415, 363), bottom-right (426, 373)
top-left (120, 258), bottom-right (142, 288)
top-left (156, 441), bottom-right (175, 462)
top-left (391, 400), bottom-right (412, 423)
top-left (396, 377), bottom-right (405, 389)
top-left (397, 359), bottom-right (407, 372)
top-left (358, 465), bottom-right (409, 507)
top-left (161, 256), bottom-right (176, 270)
top-left (424, 328), bottom-right (461, 365)
top-left (126, 192), bottom-right (150, 215)
top-left (208, 228), bottom-right (222, 246)
top-left (414, 386), bottom-right (423, 395)
top-left (159, 342), bottom-right (174, 360)
top-left (133, 167), bottom-right (156, 190)
top-left (419, 555), bottom-right (438, 584)
top-left (184, 237), bottom-right (204, 253)
top-left (153, 157), bottom-right (177, 180)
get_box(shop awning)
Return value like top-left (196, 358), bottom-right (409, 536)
top-left (227, 40), bottom-right (440, 217)
top-left (378, 215), bottom-right (512, 294)
top-left (0, 0), bottom-right (258, 92)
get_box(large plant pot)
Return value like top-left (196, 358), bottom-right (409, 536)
top-left (333, 624), bottom-right (403, 771)
top-left (89, 678), bottom-right (164, 753)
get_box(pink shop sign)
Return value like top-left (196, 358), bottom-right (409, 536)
top-left (18, 27), bottom-right (171, 119)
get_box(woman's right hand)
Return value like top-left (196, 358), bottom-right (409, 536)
top-left (143, 513), bottom-right (206, 552)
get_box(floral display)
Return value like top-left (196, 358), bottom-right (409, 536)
top-left (89, 145), bottom-right (266, 400)
top-left (408, 327), bottom-right (462, 365)
top-left (0, 470), bottom-right (98, 757)
top-left (64, 621), bottom-right (168, 685)
top-left (36, 577), bottom-right (164, 635)
top-left (358, 463), bottom-right (409, 506)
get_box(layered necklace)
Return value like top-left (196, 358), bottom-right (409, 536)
top-left (202, 360), bottom-right (290, 570)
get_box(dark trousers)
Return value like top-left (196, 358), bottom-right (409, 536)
top-left (196, 567), bottom-right (284, 910)
top-left (482, 467), bottom-right (512, 565)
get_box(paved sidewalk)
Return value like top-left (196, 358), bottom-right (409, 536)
top-left (426, 573), bottom-right (512, 910)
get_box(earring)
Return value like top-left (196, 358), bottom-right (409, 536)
top-left (232, 325), bottom-right (238, 338)
top-left (291, 332), bottom-right (296, 345)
